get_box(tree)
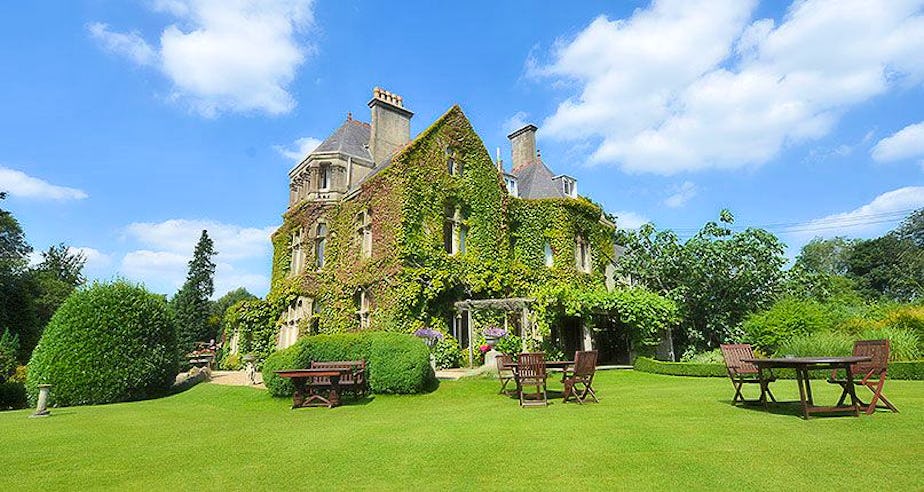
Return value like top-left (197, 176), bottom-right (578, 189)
top-left (616, 210), bottom-right (787, 355)
top-left (0, 192), bottom-right (37, 361)
top-left (794, 236), bottom-right (856, 276)
top-left (172, 230), bottom-right (217, 355)
top-left (208, 287), bottom-right (256, 343)
top-left (0, 192), bottom-right (31, 274)
top-left (30, 243), bottom-right (88, 332)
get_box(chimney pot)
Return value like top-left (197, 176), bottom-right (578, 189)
top-left (507, 124), bottom-right (538, 170)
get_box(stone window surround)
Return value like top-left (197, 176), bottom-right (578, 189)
top-left (355, 210), bottom-right (373, 258)
top-left (355, 288), bottom-right (372, 329)
top-left (444, 205), bottom-right (469, 256)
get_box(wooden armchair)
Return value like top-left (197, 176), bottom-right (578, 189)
top-left (515, 352), bottom-right (548, 407)
top-left (828, 339), bottom-right (898, 414)
top-left (495, 354), bottom-right (515, 395)
top-left (720, 344), bottom-right (776, 406)
top-left (563, 350), bottom-right (599, 404)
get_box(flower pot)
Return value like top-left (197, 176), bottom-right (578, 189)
top-left (485, 336), bottom-right (498, 348)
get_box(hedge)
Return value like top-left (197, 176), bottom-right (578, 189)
top-left (0, 382), bottom-right (27, 410)
top-left (634, 357), bottom-right (924, 380)
top-left (262, 332), bottom-right (436, 397)
top-left (26, 281), bottom-right (178, 406)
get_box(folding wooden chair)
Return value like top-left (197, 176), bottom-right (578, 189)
top-left (829, 339), bottom-right (898, 415)
top-left (515, 352), bottom-right (548, 407)
top-left (495, 354), bottom-right (515, 395)
top-left (563, 350), bottom-right (598, 404)
top-left (720, 344), bottom-right (776, 406)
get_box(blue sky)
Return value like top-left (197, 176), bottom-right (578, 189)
top-left (1, 0), bottom-right (922, 298)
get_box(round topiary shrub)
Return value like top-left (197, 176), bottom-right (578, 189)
top-left (26, 281), bottom-right (177, 406)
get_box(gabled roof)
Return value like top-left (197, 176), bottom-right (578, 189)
top-left (511, 158), bottom-right (568, 199)
top-left (313, 118), bottom-right (373, 161)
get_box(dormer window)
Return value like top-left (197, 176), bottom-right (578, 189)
top-left (355, 210), bottom-right (373, 258)
top-left (562, 177), bottom-right (576, 198)
top-left (504, 175), bottom-right (519, 197)
top-left (318, 163), bottom-right (331, 191)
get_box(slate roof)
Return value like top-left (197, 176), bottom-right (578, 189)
top-left (313, 118), bottom-right (373, 161)
top-left (511, 158), bottom-right (568, 199)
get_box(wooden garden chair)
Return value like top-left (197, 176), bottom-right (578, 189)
top-left (515, 352), bottom-right (548, 407)
top-left (828, 339), bottom-right (898, 414)
top-left (563, 350), bottom-right (599, 404)
top-left (720, 344), bottom-right (776, 406)
top-left (495, 354), bottom-right (515, 395)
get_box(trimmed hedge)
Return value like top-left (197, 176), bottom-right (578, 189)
top-left (263, 332), bottom-right (436, 397)
top-left (26, 281), bottom-right (178, 406)
top-left (0, 382), bottom-right (27, 410)
top-left (634, 357), bottom-right (924, 380)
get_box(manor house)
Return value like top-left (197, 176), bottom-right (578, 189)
top-left (270, 88), bottom-right (621, 361)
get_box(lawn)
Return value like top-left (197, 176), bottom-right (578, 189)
top-left (2, 370), bottom-right (922, 491)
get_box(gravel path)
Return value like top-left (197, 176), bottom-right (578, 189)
top-left (209, 370), bottom-right (265, 389)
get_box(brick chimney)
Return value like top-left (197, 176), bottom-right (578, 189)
top-left (368, 87), bottom-right (413, 164)
top-left (507, 124), bottom-right (538, 170)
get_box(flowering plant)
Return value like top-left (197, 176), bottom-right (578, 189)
top-left (481, 326), bottom-right (507, 338)
top-left (479, 344), bottom-right (491, 353)
top-left (414, 328), bottom-right (444, 340)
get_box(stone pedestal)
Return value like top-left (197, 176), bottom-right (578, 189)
top-left (30, 384), bottom-right (51, 418)
top-left (483, 349), bottom-right (502, 372)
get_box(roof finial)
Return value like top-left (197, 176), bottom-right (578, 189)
top-left (537, 148), bottom-right (541, 159)
top-left (347, 111), bottom-right (352, 121)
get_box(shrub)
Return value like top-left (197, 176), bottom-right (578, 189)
top-left (680, 348), bottom-right (725, 364)
top-left (219, 352), bottom-right (243, 370)
top-left (858, 327), bottom-right (921, 361)
top-left (633, 357), bottom-right (726, 377)
top-left (432, 334), bottom-right (462, 369)
top-left (741, 298), bottom-right (834, 352)
top-left (876, 305), bottom-right (924, 349)
top-left (774, 331), bottom-right (854, 358)
top-left (495, 334), bottom-right (523, 356)
top-left (888, 360), bottom-right (924, 380)
top-left (26, 281), bottom-right (178, 407)
top-left (262, 332), bottom-right (435, 397)
top-left (0, 382), bottom-right (27, 409)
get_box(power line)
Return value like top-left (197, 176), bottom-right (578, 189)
top-left (662, 208), bottom-right (917, 236)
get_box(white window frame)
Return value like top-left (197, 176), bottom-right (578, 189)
top-left (544, 241), bottom-right (554, 267)
top-left (355, 288), bottom-right (372, 329)
top-left (289, 227), bottom-right (305, 275)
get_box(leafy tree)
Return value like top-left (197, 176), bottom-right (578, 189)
top-left (172, 230), bottom-right (217, 355)
top-left (0, 192), bottom-right (37, 360)
top-left (208, 287), bottom-right (256, 343)
top-left (847, 234), bottom-right (922, 302)
top-left (30, 243), bottom-right (87, 332)
top-left (0, 328), bottom-right (20, 382)
top-left (616, 210), bottom-right (787, 354)
top-left (0, 192), bottom-right (31, 274)
top-left (794, 236), bottom-right (856, 276)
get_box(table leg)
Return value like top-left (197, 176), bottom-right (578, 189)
top-left (796, 369), bottom-right (809, 420)
top-left (292, 377), bottom-right (306, 408)
top-left (328, 374), bottom-right (342, 408)
top-left (757, 367), bottom-right (768, 410)
top-left (803, 369), bottom-right (814, 406)
top-left (844, 364), bottom-right (860, 417)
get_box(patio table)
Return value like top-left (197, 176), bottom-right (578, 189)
top-left (274, 368), bottom-right (352, 408)
top-left (742, 356), bottom-right (871, 419)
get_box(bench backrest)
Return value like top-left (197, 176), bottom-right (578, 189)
top-left (310, 360), bottom-right (366, 384)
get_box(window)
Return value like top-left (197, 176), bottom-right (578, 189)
top-left (575, 235), bottom-right (591, 273)
top-left (355, 210), bottom-right (373, 258)
top-left (544, 241), bottom-right (554, 267)
top-left (309, 299), bottom-right (323, 335)
top-left (314, 222), bottom-right (327, 269)
top-left (289, 227), bottom-right (305, 275)
top-left (504, 175), bottom-right (518, 197)
top-left (443, 206), bottom-right (469, 255)
top-left (318, 163), bottom-right (331, 191)
top-left (279, 296), bottom-right (311, 349)
top-left (446, 147), bottom-right (464, 176)
top-left (561, 177), bottom-right (577, 198)
top-left (355, 288), bottom-right (372, 329)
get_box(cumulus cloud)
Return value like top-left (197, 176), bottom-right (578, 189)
top-left (503, 111), bottom-right (532, 134)
top-left (274, 136), bottom-right (322, 163)
top-left (790, 186), bottom-right (924, 240)
top-left (614, 210), bottom-right (650, 230)
top-left (120, 218), bottom-right (276, 296)
top-left (871, 121), bottom-right (924, 163)
top-left (664, 181), bottom-right (698, 208)
top-left (534, 0), bottom-right (924, 174)
top-left (0, 166), bottom-right (88, 200)
top-left (88, 0), bottom-right (316, 116)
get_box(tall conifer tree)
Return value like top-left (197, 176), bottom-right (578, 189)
top-left (172, 230), bottom-right (217, 355)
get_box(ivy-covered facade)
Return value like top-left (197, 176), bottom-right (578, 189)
top-left (257, 88), bottom-right (639, 363)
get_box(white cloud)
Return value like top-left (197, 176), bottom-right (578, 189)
top-left (213, 263), bottom-right (270, 298)
top-left (791, 186), bottom-right (924, 240)
top-left (87, 23), bottom-right (157, 66)
top-left (503, 111), bottom-right (531, 134)
top-left (70, 247), bottom-right (112, 271)
top-left (664, 181), bottom-right (698, 208)
top-left (124, 219), bottom-right (276, 260)
top-left (274, 136), bottom-right (322, 162)
top-left (89, 0), bottom-right (316, 116)
top-left (871, 121), bottom-right (924, 163)
top-left (535, 0), bottom-right (924, 174)
top-left (0, 166), bottom-right (88, 201)
top-left (121, 250), bottom-right (190, 290)
top-left (614, 210), bottom-right (650, 230)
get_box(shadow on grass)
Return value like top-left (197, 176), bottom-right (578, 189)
top-left (725, 399), bottom-right (865, 419)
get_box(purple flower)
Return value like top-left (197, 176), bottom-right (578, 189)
top-left (414, 328), bottom-right (444, 340)
top-left (482, 326), bottom-right (507, 338)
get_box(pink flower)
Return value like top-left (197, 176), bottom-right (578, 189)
top-left (479, 344), bottom-right (490, 353)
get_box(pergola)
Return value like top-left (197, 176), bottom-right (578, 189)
top-left (453, 297), bottom-right (536, 367)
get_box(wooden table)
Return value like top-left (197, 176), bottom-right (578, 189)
top-left (742, 356), bottom-right (871, 419)
top-left (274, 368), bottom-right (352, 408)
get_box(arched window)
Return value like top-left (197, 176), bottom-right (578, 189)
top-left (443, 205), bottom-right (469, 255)
top-left (315, 222), bottom-right (327, 269)
top-left (278, 296), bottom-right (311, 349)
top-left (289, 227), bottom-right (305, 275)
top-left (575, 235), bottom-right (591, 273)
top-left (446, 147), bottom-right (464, 176)
top-left (355, 288), bottom-right (372, 329)
top-left (318, 163), bottom-right (331, 191)
top-left (355, 210), bottom-right (372, 258)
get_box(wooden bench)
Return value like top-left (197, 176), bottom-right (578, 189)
top-left (310, 360), bottom-right (368, 398)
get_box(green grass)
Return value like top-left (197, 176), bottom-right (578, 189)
top-left (2, 371), bottom-right (922, 491)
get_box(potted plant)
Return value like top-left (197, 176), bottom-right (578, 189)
top-left (482, 326), bottom-right (507, 348)
top-left (413, 328), bottom-right (443, 349)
